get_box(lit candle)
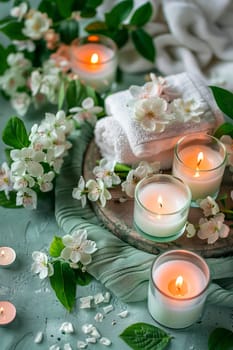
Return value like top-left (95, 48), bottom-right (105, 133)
top-left (172, 134), bottom-right (226, 206)
top-left (0, 247), bottom-right (16, 267)
top-left (134, 174), bottom-right (191, 242)
top-left (148, 250), bottom-right (210, 329)
top-left (0, 301), bottom-right (16, 326)
top-left (71, 35), bottom-right (118, 93)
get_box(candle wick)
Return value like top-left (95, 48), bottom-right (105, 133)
top-left (159, 202), bottom-right (163, 208)
top-left (197, 159), bottom-right (202, 167)
top-left (0, 250), bottom-right (5, 257)
top-left (0, 307), bottom-right (4, 314)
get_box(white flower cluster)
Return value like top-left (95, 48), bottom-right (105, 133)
top-left (129, 74), bottom-right (206, 132)
top-left (0, 110), bottom-right (74, 209)
top-left (31, 229), bottom-right (97, 279)
top-left (186, 196), bottom-right (230, 244)
top-left (70, 97), bottom-right (103, 126)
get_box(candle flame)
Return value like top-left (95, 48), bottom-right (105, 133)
top-left (197, 152), bottom-right (203, 167)
top-left (0, 250), bottom-right (5, 257)
top-left (175, 275), bottom-right (183, 291)
top-left (0, 307), bottom-right (4, 314)
top-left (158, 195), bottom-right (163, 209)
top-left (90, 53), bottom-right (99, 64)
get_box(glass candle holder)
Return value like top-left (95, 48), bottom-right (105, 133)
top-left (172, 134), bottom-right (227, 207)
top-left (70, 34), bottom-right (118, 94)
top-left (148, 249), bottom-right (210, 329)
top-left (134, 174), bottom-right (191, 242)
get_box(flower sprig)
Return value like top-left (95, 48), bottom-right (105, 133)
top-left (0, 0), bottom-right (155, 116)
top-left (32, 228), bottom-right (97, 311)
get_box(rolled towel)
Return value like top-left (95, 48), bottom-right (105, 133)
top-left (105, 72), bottom-right (224, 159)
top-left (94, 116), bottom-right (174, 169)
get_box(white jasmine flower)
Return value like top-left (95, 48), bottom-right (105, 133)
top-left (0, 162), bottom-right (13, 199)
top-left (186, 222), bottom-right (196, 238)
top-left (129, 75), bottom-right (166, 100)
top-left (133, 97), bottom-right (173, 132)
top-left (37, 171), bottom-right (55, 192)
top-left (11, 148), bottom-right (45, 177)
top-left (10, 2), bottom-right (28, 20)
top-left (23, 10), bottom-right (51, 40)
top-left (13, 40), bottom-right (35, 52)
top-left (59, 322), bottom-right (74, 334)
top-left (16, 187), bottom-right (37, 209)
top-left (72, 176), bottom-right (87, 208)
top-left (7, 53), bottom-right (31, 70)
top-left (197, 213), bottom-right (230, 244)
top-left (40, 74), bottom-right (60, 104)
top-left (70, 97), bottom-right (103, 125)
top-left (198, 196), bottom-right (220, 217)
top-left (0, 69), bottom-right (26, 96)
top-left (220, 135), bottom-right (233, 168)
top-left (13, 174), bottom-right (35, 190)
top-left (93, 159), bottom-right (121, 188)
top-left (170, 98), bottom-right (204, 123)
top-left (31, 251), bottom-right (54, 279)
top-left (61, 229), bottom-right (97, 266)
top-left (11, 92), bottom-right (31, 116)
top-left (86, 178), bottom-right (112, 207)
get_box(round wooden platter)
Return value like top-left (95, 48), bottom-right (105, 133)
top-left (83, 140), bottom-right (233, 258)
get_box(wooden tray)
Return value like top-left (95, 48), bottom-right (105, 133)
top-left (83, 140), bottom-right (233, 258)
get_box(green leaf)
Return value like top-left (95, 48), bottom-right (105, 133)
top-left (131, 28), bottom-right (155, 62)
top-left (0, 191), bottom-right (19, 208)
top-left (56, 0), bottom-right (75, 18)
top-left (0, 44), bottom-right (11, 75)
top-left (209, 86), bottom-right (233, 119)
top-left (2, 116), bottom-right (29, 149)
top-left (130, 2), bottom-right (153, 27)
top-left (58, 19), bottom-right (79, 45)
top-left (58, 81), bottom-right (66, 110)
top-left (50, 261), bottom-right (76, 311)
top-left (49, 236), bottom-right (65, 257)
top-left (208, 328), bottom-right (233, 350)
top-left (214, 122), bottom-right (233, 139)
top-left (75, 269), bottom-right (92, 286)
top-left (111, 28), bottom-right (129, 48)
top-left (0, 21), bottom-right (26, 40)
top-left (105, 0), bottom-right (133, 29)
top-left (85, 21), bottom-right (108, 34)
top-left (120, 323), bottom-right (172, 350)
top-left (38, 0), bottom-right (61, 22)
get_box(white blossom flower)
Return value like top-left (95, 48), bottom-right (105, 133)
top-left (16, 187), bottom-right (37, 209)
top-left (133, 97), bottom-right (173, 132)
top-left (72, 176), bottom-right (87, 208)
top-left (198, 196), bottom-right (220, 217)
top-left (186, 222), bottom-right (196, 238)
top-left (169, 98), bottom-right (205, 123)
top-left (12, 40), bottom-right (35, 52)
top-left (31, 251), bottom-right (54, 279)
top-left (129, 75), bottom-right (166, 100)
top-left (37, 171), bottom-right (55, 192)
top-left (10, 2), bottom-right (28, 20)
top-left (61, 229), bottom-right (97, 266)
top-left (86, 179), bottom-right (112, 207)
top-left (70, 97), bottom-right (103, 126)
top-left (23, 10), bottom-right (51, 40)
top-left (30, 70), bottom-right (42, 96)
top-left (220, 135), bottom-right (233, 168)
top-left (0, 68), bottom-right (26, 96)
top-left (11, 92), bottom-right (31, 116)
top-left (11, 148), bottom-right (45, 177)
top-left (197, 213), bottom-right (230, 244)
top-left (93, 159), bottom-right (121, 188)
top-left (0, 162), bottom-right (13, 199)
top-left (121, 161), bottom-right (160, 198)
top-left (7, 52), bottom-right (31, 70)
top-left (13, 174), bottom-right (35, 191)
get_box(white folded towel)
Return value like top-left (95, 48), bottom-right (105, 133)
top-left (94, 116), bottom-right (174, 169)
top-left (104, 72), bottom-right (224, 159)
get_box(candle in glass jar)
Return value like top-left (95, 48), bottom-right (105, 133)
top-left (0, 247), bottom-right (16, 267)
top-left (172, 134), bottom-right (226, 205)
top-left (0, 301), bottom-right (16, 325)
top-left (148, 250), bottom-right (210, 329)
top-left (71, 35), bottom-right (117, 93)
top-left (134, 174), bottom-right (191, 242)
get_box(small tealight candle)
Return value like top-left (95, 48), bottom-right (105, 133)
top-left (148, 250), bottom-right (210, 329)
top-left (71, 34), bottom-right (118, 93)
top-left (134, 174), bottom-right (191, 242)
top-left (0, 247), bottom-right (16, 267)
top-left (172, 134), bottom-right (227, 206)
top-left (0, 301), bottom-right (16, 325)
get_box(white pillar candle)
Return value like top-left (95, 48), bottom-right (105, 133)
top-left (71, 35), bottom-right (118, 93)
top-left (134, 174), bottom-right (191, 242)
top-left (148, 250), bottom-right (210, 329)
top-left (0, 247), bottom-right (16, 267)
top-left (0, 301), bottom-right (16, 326)
top-left (172, 134), bottom-right (226, 206)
